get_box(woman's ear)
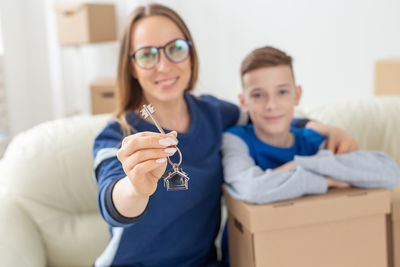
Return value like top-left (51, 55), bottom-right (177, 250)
top-left (295, 85), bottom-right (302, 105)
top-left (238, 93), bottom-right (249, 113)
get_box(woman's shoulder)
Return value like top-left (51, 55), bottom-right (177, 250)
top-left (98, 119), bottom-right (124, 138)
top-left (187, 94), bottom-right (240, 129)
top-left (188, 94), bottom-right (236, 110)
top-left (189, 93), bottom-right (218, 103)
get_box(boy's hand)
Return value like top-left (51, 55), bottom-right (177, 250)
top-left (325, 177), bottom-right (351, 189)
top-left (327, 127), bottom-right (358, 154)
top-left (305, 121), bottom-right (358, 154)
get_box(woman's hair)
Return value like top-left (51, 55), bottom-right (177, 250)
top-left (114, 3), bottom-right (199, 136)
top-left (240, 46), bottom-right (295, 83)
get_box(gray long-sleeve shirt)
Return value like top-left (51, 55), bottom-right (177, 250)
top-left (222, 132), bottom-right (400, 204)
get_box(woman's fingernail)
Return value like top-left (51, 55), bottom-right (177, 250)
top-left (159, 137), bottom-right (178, 146)
top-left (164, 147), bottom-right (177, 154)
top-left (167, 132), bottom-right (179, 144)
top-left (169, 136), bottom-right (178, 144)
top-left (156, 158), bottom-right (167, 163)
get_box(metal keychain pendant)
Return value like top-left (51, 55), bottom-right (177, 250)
top-left (140, 104), bottom-right (190, 191)
top-left (163, 163), bottom-right (189, 191)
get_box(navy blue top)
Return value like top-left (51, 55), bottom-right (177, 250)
top-left (93, 94), bottom-right (240, 266)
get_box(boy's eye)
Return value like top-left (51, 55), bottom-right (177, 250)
top-left (279, 89), bottom-right (289, 95)
top-left (250, 92), bottom-right (263, 98)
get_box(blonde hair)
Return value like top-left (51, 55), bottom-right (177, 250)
top-left (114, 3), bottom-right (199, 136)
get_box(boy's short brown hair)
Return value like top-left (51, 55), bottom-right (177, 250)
top-left (240, 46), bottom-right (295, 82)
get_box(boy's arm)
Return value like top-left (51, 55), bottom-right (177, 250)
top-left (295, 150), bottom-right (400, 189)
top-left (305, 121), bottom-right (358, 154)
top-left (222, 132), bottom-right (328, 204)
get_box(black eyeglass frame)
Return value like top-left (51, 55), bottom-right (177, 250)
top-left (129, 39), bottom-right (192, 69)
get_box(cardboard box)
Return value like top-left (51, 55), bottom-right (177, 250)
top-left (90, 78), bottom-right (116, 114)
top-left (54, 3), bottom-right (117, 45)
top-left (375, 59), bottom-right (400, 95)
top-left (389, 186), bottom-right (400, 267)
top-left (224, 188), bottom-right (391, 267)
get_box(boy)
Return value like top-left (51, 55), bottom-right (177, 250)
top-left (221, 46), bottom-right (400, 265)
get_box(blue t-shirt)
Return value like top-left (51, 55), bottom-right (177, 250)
top-left (229, 124), bottom-right (325, 170)
top-left (221, 124), bottom-right (325, 265)
top-left (93, 94), bottom-right (240, 267)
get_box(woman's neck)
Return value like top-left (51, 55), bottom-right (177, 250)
top-left (254, 127), bottom-right (294, 148)
top-left (139, 96), bottom-right (191, 133)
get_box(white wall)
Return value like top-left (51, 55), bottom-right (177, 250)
top-left (0, 17), bottom-right (3, 54)
top-left (0, 0), bottom-right (54, 135)
top-left (1, 0), bottom-right (400, 134)
top-left (159, 0), bottom-right (400, 105)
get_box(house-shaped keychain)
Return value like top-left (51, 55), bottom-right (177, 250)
top-left (163, 166), bottom-right (190, 191)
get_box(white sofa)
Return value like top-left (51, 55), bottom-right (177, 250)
top-left (0, 114), bottom-right (111, 267)
top-left (0, 96), bottom-right (399, 267)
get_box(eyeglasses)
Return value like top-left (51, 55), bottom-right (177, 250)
top-left (130, 39), bottom-right (191, 70)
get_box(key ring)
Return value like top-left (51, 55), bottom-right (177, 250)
top-left (140, 103), bottom-right (190, 190)
top-left (167, 146), bottom-right (182, 167)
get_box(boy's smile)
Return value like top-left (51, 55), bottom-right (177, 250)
top-left (264, 115), bottom-right (285, 122)
top-left (240, 65), bottom-right (302, 147)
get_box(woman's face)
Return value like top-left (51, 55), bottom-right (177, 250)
top-left (130, 15), bottom-right (191, 104)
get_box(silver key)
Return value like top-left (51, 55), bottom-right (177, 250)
top-left (140, 104), bottom-right (178, 144)
top-left (140, 104), bottom-right (189, 191)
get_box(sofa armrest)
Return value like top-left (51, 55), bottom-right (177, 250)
top-left (0, 189), bottom-right (46, 267)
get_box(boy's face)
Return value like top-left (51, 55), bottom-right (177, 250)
top-left (239, 65), bottom-right (302, 138)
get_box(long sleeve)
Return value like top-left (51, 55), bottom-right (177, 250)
top-left (295, 149), bottom-right (400, 190)
top-left (222, 132), bottom-right (328, 204)
top-left (93, 121), bottom-right (145, 227)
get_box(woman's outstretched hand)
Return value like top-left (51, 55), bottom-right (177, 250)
top-left (117, 131), bottom-right (178, 197)
top-left (112, 131), bottom-right (178, 218)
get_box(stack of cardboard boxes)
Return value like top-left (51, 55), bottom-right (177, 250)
top-left (225, 187), bottom-right (400, 267)
top-left (54, 3), bottom-right (117, 115)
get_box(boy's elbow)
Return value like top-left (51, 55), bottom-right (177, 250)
top-left (378, 173), bottom-right (400, 190)
top-left (385, 175), bottom-right (400, 190)
top-left (375, 152), bottom-right (400, 189)
top-left (386, 162), bottom-right (400, 189)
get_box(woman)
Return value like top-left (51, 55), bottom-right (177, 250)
top-left (93, 4), bottom-right (357, 266)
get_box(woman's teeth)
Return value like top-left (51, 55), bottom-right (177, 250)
top-left (157, 78), bottom-right (177, 85)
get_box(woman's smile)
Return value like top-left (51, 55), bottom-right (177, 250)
top-left (155, 76), bottom-right (179, 89)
